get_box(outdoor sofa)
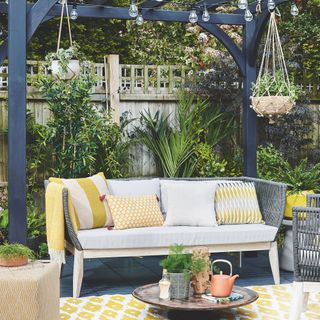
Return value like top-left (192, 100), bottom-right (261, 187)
top-left (56, 176), bottom-right (286, 297)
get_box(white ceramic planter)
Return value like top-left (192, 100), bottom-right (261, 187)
top-left (51, 59), bottom-right (80, 80)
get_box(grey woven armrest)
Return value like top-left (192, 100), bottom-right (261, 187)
top-left (243, 177), bottom-right (286, 229)
top-left (292, 206), bottom-right (320, 282)
top-left (62, 189), bottom-right (83, 251)
top-left (307, 194), bottom-right (320, 207)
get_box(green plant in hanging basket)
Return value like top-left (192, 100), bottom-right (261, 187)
top-left (46, 44), bottom-right (83, 79)
top-left (252, 71), bottom-right (301, 102)
top-left (250, 11), bottom-right (302, 123)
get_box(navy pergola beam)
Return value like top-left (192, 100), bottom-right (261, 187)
top-left (8, 0), bottom-right (27, 244)
top-left (243, 19), bottom-right (257, 178)
top-left (46, 5), bottom-right (246, 25)
top-left (141, 0), bottom-right (171, 9)
top-left (195, 0), bottom-right (232, 9)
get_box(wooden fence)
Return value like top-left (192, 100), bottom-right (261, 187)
top-left (0, 55), bottom-right (319, 183)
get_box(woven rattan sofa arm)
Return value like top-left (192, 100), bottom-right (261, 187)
top-left (292, 206), bottom-right (320, 282)
top-left (307, 194), bottom-right (320, 207)
top-left (62, 188), bottom-right (83, 251)
top-left (242, 177), bottom-right (286, 229)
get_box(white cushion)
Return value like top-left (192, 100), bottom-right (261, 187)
top-left (77, 224), bottom-right (278, 249)
top-left (160, 180), bottom-right (226, 214)
top-left (107, 178), bottom-right (160, 198)
top-left (163, 181), bottom-right (218, 227)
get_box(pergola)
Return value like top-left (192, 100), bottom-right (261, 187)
top-left (0, 0), bottom-right (288, 243)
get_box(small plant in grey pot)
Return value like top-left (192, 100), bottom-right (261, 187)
top-left (160, 244), bottom-right (191, 299)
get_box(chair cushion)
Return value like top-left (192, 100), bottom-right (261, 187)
top-left (106, 195), bottom-right (164, 230)
top-left (163, 181), bottom-right (218, 227)
top-left (215, 181), bottom-right (264, 224)
top-left (49, 172), bottom-right (112, 230)
top-left (77, 224), bottom-right (278, 249)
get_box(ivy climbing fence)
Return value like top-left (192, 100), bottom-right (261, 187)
top-left (0, 55), bottom-right (319, 183)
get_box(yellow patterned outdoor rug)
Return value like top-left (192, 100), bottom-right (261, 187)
top-left (60, 284), bottom-right (320, 319)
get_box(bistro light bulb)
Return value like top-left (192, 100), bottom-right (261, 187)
top-left (136, 13), bottom-right (144, 25)
top-left (202, 7), bottom-right (210, 22)
top-left (189, 9), bottom-right (198, 23)
top-left (290, 3), bottom-right (299, 16)
top-left (238, 0), bottom-right (247, 10)
top-left (268, 0), bottom-right (276, 10)
top-left (129, 2), bottom-right (138, 18)
top-left (244, 8), bottom-right (253, 21)
top-left (70, 5), bottom-right (78, 20)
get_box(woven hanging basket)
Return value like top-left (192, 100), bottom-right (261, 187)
top-left (251, 96), bottom-right (295, 123)
top-left (251, 11), bottom-right (294, 123)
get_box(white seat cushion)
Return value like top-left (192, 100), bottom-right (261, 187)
top-left (77, 224), bottom-right (278, 250)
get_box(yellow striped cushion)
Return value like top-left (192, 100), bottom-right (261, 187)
top-left (215, 182), bottom-right (264, 224)
top-left (106, 195), bottom-right (164, 230)
top-left (49, 172), bottom-right (112, 230)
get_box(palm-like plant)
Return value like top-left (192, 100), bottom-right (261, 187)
top-left (136, 91), bottom-right (235, 177)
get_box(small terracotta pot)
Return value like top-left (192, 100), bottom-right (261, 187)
top-left (0, 256), bottom-right (28, 267)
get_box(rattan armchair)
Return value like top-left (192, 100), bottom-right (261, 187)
top-left (290, 194), bottom-right (320, 320)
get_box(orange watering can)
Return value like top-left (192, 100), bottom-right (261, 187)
top-left (210, 259), bottom-right (239, 297)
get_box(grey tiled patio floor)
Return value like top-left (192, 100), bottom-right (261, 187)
top-left (60, 252), bottom-right (293, 298)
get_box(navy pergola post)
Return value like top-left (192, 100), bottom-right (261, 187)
top-left (0, 0), bottom-right (288, 243)
top-left (8, 0), bottom-right (27, 243)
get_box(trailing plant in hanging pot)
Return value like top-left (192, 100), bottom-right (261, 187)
top-left (46, 45), bottom-right (81, 80)
top-left (251, 11), bottom-right (301, 123)
top-left (46, 0), bottom-right (81, 80)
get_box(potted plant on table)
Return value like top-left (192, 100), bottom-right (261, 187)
top-left (160, 244), bottom-right (191, 299)
top-left (0, 243), bottom-right (35, 267)
top-left (46, 45), bottom-right (81, 80)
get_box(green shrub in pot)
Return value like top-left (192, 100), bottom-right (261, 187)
top-left (160, 244), bottom-right (191, 299)
top-left (0, 243), bottom-right (35, 267)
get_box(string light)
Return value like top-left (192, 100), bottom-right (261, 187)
top-left (290, 1), bottom-right (299, 16)
top-left (202, 3), bottom-right (210, 22)
top-left (238, 0), bottom-right (248, 10)
top-left (268, 0), bottom-right (276, 11)
top-left (129, 0), bottom-right (138, 18)
top-left (70, 3), bottom-right (78, 20)
top-left (189, 9), bottom-right (198, 23)
top-left (136, 12), bottom-right (144, 25)
top-left (244, 6), bottom-right (253, 21)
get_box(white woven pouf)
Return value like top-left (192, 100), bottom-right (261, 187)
top-left (0, 261), bottom-right (60, 320)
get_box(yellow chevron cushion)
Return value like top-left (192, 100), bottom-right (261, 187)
top-left (106, 195), bottom-right (164, 230)
top-left (49, 172), bottom-right (112, 230)
top-left (215, 181), bottom-right (264, 224)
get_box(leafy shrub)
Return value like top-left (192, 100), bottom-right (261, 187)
top-left (257, 144), bottom-right (287, 181)
top-left (35, 66), bottom-right (132, 179)
top-left (194, 143), bottom-right (227, 177)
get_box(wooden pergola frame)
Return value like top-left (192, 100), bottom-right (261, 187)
top-left (0, 0), bottom-right (288, 243)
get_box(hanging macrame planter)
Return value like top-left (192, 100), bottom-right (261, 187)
top-left (251, 11), bottom-right (296, 123)
top-left (47, 0), bottom-right (80, 80)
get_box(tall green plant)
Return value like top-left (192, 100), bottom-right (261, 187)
top-left (35, 65), bottom-right (132, 178)
top-left (136, 92), bottom-right (234, 177)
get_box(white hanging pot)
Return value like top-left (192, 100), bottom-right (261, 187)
top-left (51, 59), bottom-right (80, 80)
top-left (251, 96), bottom-right (295, 123)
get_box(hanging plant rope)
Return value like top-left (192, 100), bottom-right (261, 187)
top-left (251, 10), bottom-right (298, 123)
top-left (57, 0), bottom-right (73, 51)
